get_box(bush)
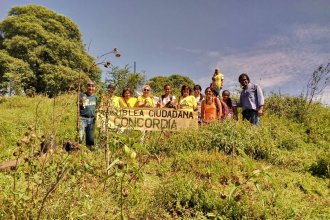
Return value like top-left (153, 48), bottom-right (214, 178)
top-left (309, 157), bottom-right (330, 178)
top-left (152, 174), bottom-right (248, 219)
top-left (265, 94), bottom-right (330, 147)
top-left (146, 120), bottom-right (276, 160)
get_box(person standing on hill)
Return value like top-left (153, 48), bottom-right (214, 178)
top-left (211, 67), bottom-right (224, 97)
top-left (119, 87), bottom-right (137, 108)
top-left (201, 87), bottom-right (222, 124)
top-left (97, 83), bottom-right (120, 133)
top-left (176, 85), bottom-right (197, 112)
top-left (157, 84), bottom-right (176, 108)
top-left (221, 90), bottom-right (238, 120)
top-left (99, 83), bottom-right (120, 109)
top-left (193, 85), bottom-right (204, 124)
top-left (79, 81), bottom-right (98, 147)
top-left (237, 73), bottom-right (264, 125)
top-left (135, 85), bottom-right (156, 108)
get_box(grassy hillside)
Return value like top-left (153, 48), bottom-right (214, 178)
top-left (0, 94), bottom-right (329, 219)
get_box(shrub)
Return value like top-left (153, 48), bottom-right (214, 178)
top-left (265, 93), bottom-right (330, 147)
top-left (152, 174), bottom-right (248, 219)
top-left (146, 120), bottom-right (276, 160)
top-left (309, 156), bottom-right (330, 178)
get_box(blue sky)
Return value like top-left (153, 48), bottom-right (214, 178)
top-left (1, 0), bottom-right (330, 104)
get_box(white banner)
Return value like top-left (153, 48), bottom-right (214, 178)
top-left (98, 108), bottom-right (198, 131)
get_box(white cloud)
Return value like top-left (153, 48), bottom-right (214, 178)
top-left (293, 24), bottom-right (330, 43)
top-left (319, 87), bottom-right (330, 105)
top-left (180, 24), bottom-right (330, 104)
top-left (175, 47), bottom-right (203, 54)
top-left (218, 24), bottom-right (329, 103)
top-left (207, 51), bottom-right (220, 57)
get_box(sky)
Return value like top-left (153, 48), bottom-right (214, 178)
top-left (1, 0), bottom-right (330, 104)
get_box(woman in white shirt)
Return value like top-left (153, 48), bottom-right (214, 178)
top-left (157, 84), bottom-right (176, 108)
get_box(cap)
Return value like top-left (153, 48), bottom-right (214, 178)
top-left (87, 81), bottom-right (95, 85)
top-left (107, 82), bottom-right (116, 89)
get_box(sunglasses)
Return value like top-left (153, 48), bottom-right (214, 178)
top-left (144, 89), bottom-right (150, 92)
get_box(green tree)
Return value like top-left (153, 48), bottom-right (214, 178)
top-left (148, 74), bottom-right (195, 97)
top-left (0, 50), bottom-right (34, 95)
top-left (0, 5), bottom-right (101, 96)
top-left (106, 65), bottom-right (146, 95)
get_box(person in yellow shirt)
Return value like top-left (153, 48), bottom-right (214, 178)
top-left (119, 87), bottom-right (137, 108)
top-left (211, 67), bottom-right (224, 97)
top-left (97, 83), bottom-right (120, 133)
top-left (99, 83), bottom-right (120, 110)
top-left (177, 85), bottom-right (197, 112)
top-left (135, 85), bottom-right (155, 108)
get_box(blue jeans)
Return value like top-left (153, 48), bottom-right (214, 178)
top-left (79, 117), bottom-right (95, 146)
top-left (242, 109), bottom-right (260, 126)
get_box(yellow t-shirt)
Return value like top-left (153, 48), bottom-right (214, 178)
top-left (137, 95), bottom-right (155, 107)
top-left (100, 95), bottom-right (120, 109)
top-left (214, 73), bottom-right (224, 89)
top-left (119, 97), bottom-right (137, 108)
top-left (97, 95), bottom-right (120, 128)
top-left (178, 95), bottom-right (197, 112)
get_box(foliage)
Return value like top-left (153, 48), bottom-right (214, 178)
top-left (148, 74), bottom-right (195, 97)
top-left (309, 155), bottom-right (330, 178)
top-left (265, 93), bottom-right (330, 147)
top-left (305, 62), bottom-right (330, 107)
top-left (0, 50), bottom-right (34, 95)
top-left (152, 174), bottom-right (223, 218)
top-left (0, 5), bottom-right (101, 96)
top-left (147, 120), bottom-right (276, 160)
top-left (0, 94), bottom-right (329, 219)
top-left (105, 65), bottom-right (146, 96)
top-left (265, 93), bottom-right (307, 122)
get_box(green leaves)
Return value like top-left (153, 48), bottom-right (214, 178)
top-left (106, 65), bottom-right (146, 94)
top-left (148, 74), bottom-right (195, 97)
top-left (0, 50), bottom-right (34, 95)
top-left (0, 5), bottom-right (101, 96)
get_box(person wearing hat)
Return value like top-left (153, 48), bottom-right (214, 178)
top-left (99, 83), bottom-right (120, 110)
top-left (97, 83), bottom-right (120, 145)
top-left (79, 81), bottom-right (98, 147)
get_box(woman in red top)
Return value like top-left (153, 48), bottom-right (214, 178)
top-left (201, 87), bottom-right (222, 124)
top-left (221, 90), bottom-right (238, 120)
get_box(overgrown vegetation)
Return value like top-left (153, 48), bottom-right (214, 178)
top-left (0, 93), bottom-right (329, 219)
top-left (0, 5), bottom-right (101, 96)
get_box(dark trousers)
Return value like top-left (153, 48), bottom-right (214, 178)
top-left (79, 117), bottom-right (95, 146)
top-left (242, 109), bottom-right (260, 125)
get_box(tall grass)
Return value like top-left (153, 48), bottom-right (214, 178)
top-left (0, 94), bottom-right (329, 219)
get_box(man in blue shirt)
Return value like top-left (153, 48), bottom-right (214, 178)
top-left (237, 73), bottom-right (264, 125)
top-left (79, 81), bottom-right (98, 147)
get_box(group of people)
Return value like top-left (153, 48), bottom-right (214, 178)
top-left (78, 69), bottom-right (264, 147)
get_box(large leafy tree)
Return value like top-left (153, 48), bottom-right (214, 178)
top-left (0, 5), bottom-right (100, 96)
top-left (148, 74), bottom-right (195, 97)
top-left (0, 50), bottom-right (33, 95)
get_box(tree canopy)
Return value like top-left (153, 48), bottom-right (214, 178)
top-left (0, 5), bottom-right (101, 96)
top-left (106, 65), bottom-right (146, 96)
top-left (147, 74), bottom-right (195, 97)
